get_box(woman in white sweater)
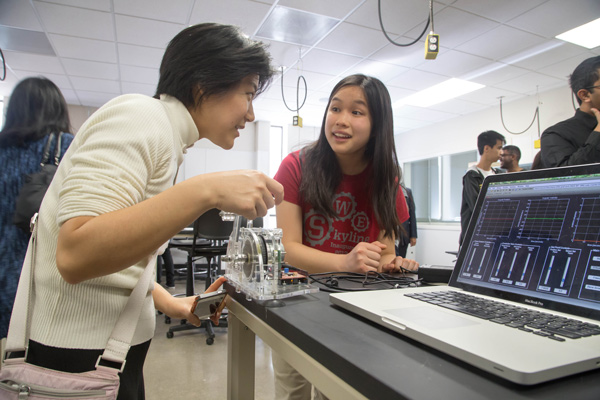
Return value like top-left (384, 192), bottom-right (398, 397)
top-left (13, 23), bottom-right (283, 399)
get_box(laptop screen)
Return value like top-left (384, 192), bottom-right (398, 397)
top-left (451, 164), bottom-right (600, 321)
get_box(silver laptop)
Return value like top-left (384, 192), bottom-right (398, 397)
top-left (330, 164), bottom-right (600, 385)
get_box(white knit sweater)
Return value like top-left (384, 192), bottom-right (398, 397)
top-left (26, 94), bottom-right (198, 349)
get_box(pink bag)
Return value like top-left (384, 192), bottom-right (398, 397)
top-left (0, 358), bottom-right (120, 399)
top-left (0, 217), bottom-right (155, 399)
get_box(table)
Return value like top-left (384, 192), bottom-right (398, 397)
top-left (225, 286), bottom-right (600, 400)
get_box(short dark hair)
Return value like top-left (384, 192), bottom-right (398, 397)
top-left (502, 144), bottom-right (521, 161)
top-left (155, 23), bottom-right (275, 108)
top-left (569, 55), bottom-right (600, 105)
top-left (0, 76), bottom-right (71, 147)
top-left (301, 74), bottom-right (401, 240)
top-left (477, 130), bottom-right (505, 155)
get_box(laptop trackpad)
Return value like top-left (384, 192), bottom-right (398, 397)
top-left (384, 307), bottom-right (479, 329)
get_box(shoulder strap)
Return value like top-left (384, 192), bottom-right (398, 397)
top-left (39, 133), bottom-right (64, 166)
top-left (40, 134), bottom-right (54, 166)
top-left (4, 218), bottom-right (154, 369)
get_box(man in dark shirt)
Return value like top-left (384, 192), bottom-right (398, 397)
top-left (541, 56), bottom-right (600, 168)
top-left (460, 130), bottom-right (505, 245)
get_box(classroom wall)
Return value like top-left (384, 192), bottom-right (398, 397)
top-left (397, 84), bottom-right (575, 266)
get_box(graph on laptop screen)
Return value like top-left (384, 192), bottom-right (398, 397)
top-left (457, 173), bottom-right (600, 311)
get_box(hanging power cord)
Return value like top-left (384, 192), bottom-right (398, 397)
top-left (0, 48), bottom-right (6, 81)
top-left (498, 95), bottom-right (541, 136)
top-left (309, 271), bottom-right (421, 293)
top-left (378, 0), bottom-right (432, 47)
top-left (280, 66), bottom-right (307, 113)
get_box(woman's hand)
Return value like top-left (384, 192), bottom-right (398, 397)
top-left (343, 241), bottom-right (386, 273)
top-left (154, 276), bottom-right (228, 327)
top-left (381, 256), bottom-right (420, 273)
top-left (203, 170), bottom-right (284, 220)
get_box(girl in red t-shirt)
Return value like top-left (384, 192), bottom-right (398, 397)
top-left (274, 74), bottom-right (419, 275)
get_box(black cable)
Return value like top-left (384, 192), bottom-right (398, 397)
top-left (309, 271), bottom-right (421, 292)
top-left (0, 48), bottom-right (6, 81)
top-left (499, 96), bottom-right (540, 136)
top-left (280, 66), bottom-right (307, 113)
top-left (378, 0), bottom-right (432, 47)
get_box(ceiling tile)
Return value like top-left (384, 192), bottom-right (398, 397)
top-left (406, 6), bottom-right (498, 49)
top-left (190, 0), bottom-right (273, 35)
top-left (120, 65), bottom-right (159, 85)
top-left (117, 44), bottom-right (164, 68)
top-left (458, 86), bottom-right (520, 106)
top-left (346, 0), bottom-right (431, 36)
top-left (62, 58), bottom-right (119, 80)
top-left (506, 0), bottom-right (600, 38)
top-left (452, 0), bottom-right (547, 23)
top-left (343, 60), bottom-right (409, 83)
top-left (467, 63), bottom-right (530, 86)
top-left (456, 25), bottom-right (547, 61)
top-left (114, 0), bottom-right (193, 24)
top-left (34, 1), bottom-right (114, 41)
top-left (369, 42), bottom-right (429, 69)
top-left (3, 50), bottom-right (64, 74)
top-left (0, 0), bottom-right (43, 31)
top-left (492, 72), bottom-right (564, 94)
top-left (537, 54), bottom-right (595, 80)
top-left (316, 22), bottom-right (389, 57)
top-left (277, 0), bottom-right (364, 20)
top-left (40, 0), bottom-right (112, 12)
top-left (115, 15), bottom-right (183, 48)
top-left (418, 50), bottom-right (491, 77)
top-left (70, 76), bottom-right (121, 94)
top-left (50, 34), bottom-right (117, 63)
top-left (509, 41), bottom-right (586, 70)
top-left (300, 48), bottom-right (362, 75)
top-left (387, 69), bottom-right (448, 91)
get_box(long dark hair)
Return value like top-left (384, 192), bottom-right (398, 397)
top-left (0, 77), bottom-right (71, 147)
top-left (300, 74), bottom-right (401, 239)
top-left (155, 23), bottom-right (275, 108)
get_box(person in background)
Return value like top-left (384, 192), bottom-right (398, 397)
top-left (460, 130), bottom-right (505, 245)
top-left (396, 185), bottom-right (417, 258)
top-left (7, 23), bottom-right (282, 400)
top-left (0, 77), bottom-right (75, 341)
top-left (541, 56), bottom-right (600, 167)
top-left (273, 74), bottom-right (418, 400)
top-left (500, 144), bottom-right (524, 172)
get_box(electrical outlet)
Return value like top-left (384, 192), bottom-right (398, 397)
top-left (425, 33), bottom-right (439, 60)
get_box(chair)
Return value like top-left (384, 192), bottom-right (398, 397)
top-left (166, 209), bottom-right (233, 344)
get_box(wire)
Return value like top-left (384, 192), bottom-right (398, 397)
top-left (308, 271), bottom-right (421, 292)
top-left (280, 66), bottom-right (307, 113)
top-left (499, 96), bottom-right (540, 136)
top-left (0, 48), bottom-right (6, 81)
top-left (378, 0), bottom-right (432, 47)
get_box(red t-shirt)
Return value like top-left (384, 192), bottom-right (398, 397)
top-left (274, 151), bottom-right (408, 254)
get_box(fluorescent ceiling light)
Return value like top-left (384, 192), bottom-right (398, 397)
top-left (394, 78), bottom-right (485, 108)
top-left (556, 17), bottom-right (600, 49)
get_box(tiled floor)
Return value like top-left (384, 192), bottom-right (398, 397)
top-left (144, 279), bottom-right (275, 400)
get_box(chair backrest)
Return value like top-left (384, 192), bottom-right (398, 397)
top-left (194, 208), bottom-right (234, 241)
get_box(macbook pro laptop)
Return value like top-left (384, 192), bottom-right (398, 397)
top-left (330, 164), bottom-right (600, 385)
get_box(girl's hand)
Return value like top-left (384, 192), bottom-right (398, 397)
top-left (343, 241), bottom-right (386, 273)
top-left (381, 256), bottom-right (420, 273)
top-left (161, 277), bottom-right (228, 327)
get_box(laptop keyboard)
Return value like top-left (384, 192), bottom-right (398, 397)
top-left (405, 291), bottom-right (600, 342)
